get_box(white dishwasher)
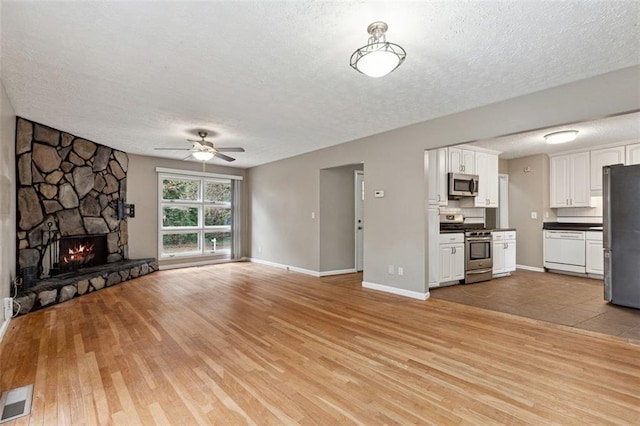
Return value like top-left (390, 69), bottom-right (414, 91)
top-left (544, 230), bottom-right (586, 273)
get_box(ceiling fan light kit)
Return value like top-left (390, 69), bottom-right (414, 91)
top-left (544, 130), bottom-right (579, 144)
top-left (192, 151), bottom-right (214, 161)
top-left (154, 131), bottom-right (245, 162)
top-left (350, 21), bottom-right (406, 78)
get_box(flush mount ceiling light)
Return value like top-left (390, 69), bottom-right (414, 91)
top-left (192, 151), bottom-right (214, 161)
top-left (544, 130), bottom-right (579, 144)
top-left (350, 21), bottom-right (406, 78)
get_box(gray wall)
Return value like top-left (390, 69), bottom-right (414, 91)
top-left (126, 154), bottom-right (247, 267)
top-left (319, 164), bottom-right (363, 272)
top-left (1, 80), bottom-right (16, 299)
top-left (248, 66), bottom-right (640, 294)
top-left (507, 154), bottom-right (556, 268)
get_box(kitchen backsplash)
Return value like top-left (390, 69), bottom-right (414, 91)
top-left (439, 202), bottom-right (485, 224)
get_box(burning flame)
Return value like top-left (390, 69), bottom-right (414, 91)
top-left (63, 243), bottom-right (96, 264)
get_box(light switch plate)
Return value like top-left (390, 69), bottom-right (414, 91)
top-left (531, 211), bottom-right (538, 219)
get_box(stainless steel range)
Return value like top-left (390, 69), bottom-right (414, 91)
top-left (440, 214), bottom-right (493, 284)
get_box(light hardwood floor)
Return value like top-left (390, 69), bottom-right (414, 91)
top-left (1, 263), bottom-right (639, 425)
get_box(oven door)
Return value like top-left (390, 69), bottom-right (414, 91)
top-left (466, 237), bottom-right (493, 270)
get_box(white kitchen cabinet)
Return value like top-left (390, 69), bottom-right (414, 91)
top-left (590, 146), bottom-right (625, 193)
top-left (550, 152), bottom-right (591, 207)
top-left (448, 147), bottom-right (475, 174)
top-left (493, 231), bottom-right (516, 277)
top-left (427, 148), bottom-right (448, 206)
top-left (626, 143), bottom-right (640, 165)
top-left (439, 233), bottom-right (465, 284)
top-left (474, 151), bottom-right (499, 207)
top-left (586, 231), bottom-right (604, 275)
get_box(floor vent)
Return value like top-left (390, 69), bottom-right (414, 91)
top-left (0, 384), bottom-right (33, 423)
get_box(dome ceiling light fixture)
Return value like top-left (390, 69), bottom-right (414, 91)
top-left (544, 130), bottom-right (579, 144)
top-left (192, 151), bottom-right (215, 161)
top-left (350, 21), bottom-right (406, 78)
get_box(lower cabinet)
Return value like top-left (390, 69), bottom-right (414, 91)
top-left (586, 231), bottom-right (604, 275)
top-left (493, 231), bottom-right (516, 277)
top-left (439, 233), bottom-right (465, 284)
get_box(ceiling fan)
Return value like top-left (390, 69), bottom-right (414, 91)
top-left (154, 131), bottom-right (245, 162)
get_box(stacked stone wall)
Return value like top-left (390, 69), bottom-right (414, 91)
top-left (15, 118), bottom-right (129, 279)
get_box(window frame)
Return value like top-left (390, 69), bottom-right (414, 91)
top-left (158, 173), bottom-right (234, 260)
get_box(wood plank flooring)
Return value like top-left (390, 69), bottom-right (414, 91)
top-left (1, 262), bottom-right (639, 425)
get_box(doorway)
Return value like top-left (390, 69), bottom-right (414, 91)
top-left (355, 170), bottom-right (364, 271)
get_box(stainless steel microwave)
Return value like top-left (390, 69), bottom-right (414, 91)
top-left (448, 173), bottom-right (479, 198)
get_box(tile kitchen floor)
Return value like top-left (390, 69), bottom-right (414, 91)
top-left (430, 269), bottom-right (640, 341)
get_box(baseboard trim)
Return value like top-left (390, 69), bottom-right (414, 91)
top-left (516, 265), bottom-right (545, 273)
top-left (0, 318), bottom-right (10, 343)
top-left (362, 281), bottom-right (430, 301)
top-left (159, 257), bottom-right (248, 271)
top-left (249, 258), bottom-right (320, 277)
top-left (319, 269), bottom-right (357, 277)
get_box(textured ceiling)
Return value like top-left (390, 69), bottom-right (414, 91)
top-left (471, 112), bottom-right (640, 159)
top-left (2, 1), bottom-right (639, 168)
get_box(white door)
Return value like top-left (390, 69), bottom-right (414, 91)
top-left (355, 171), bottom-right (364, 272)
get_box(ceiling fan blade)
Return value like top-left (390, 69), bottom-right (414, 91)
top-left (215, 147), bottom-right (245, 153)
top-left (214, 152), bottom-right (236, 162)
top-left (154, 147), bottom-right (190, 151)
top-left (186, 138), bottom-right (202, 143)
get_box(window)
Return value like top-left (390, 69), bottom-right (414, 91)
top-left (157, 169), bottom-right (242, 260)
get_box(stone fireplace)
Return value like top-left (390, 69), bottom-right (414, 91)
top-left (14, 118), bottom-right (157, 314)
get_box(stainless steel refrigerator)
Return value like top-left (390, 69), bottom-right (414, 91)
top-left (603, 164), bottom-right (640, 309)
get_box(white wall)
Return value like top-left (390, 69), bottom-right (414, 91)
top-left (0, 80), bottom-right (17, 299)
top-left (248, 66), bottom-right (640, 295)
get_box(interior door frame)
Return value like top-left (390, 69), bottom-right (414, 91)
top-left (355, 170), bottom-right (364, 272)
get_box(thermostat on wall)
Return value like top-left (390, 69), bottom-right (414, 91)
top-left (374, 190), bottom-right (385, 198)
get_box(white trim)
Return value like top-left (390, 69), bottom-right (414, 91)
top-left (159, 257), bottom-right (248, 270)
top-left (319, 268), bottom-right (357, 277)
top-left (0, 318), bottom-right (10, 343)
top-left (249, 258), bottom-right (320, 277)
top-left (362, 281), bottom-right (430, 300)
top-left (155, 167), bottom-right (243, 180)
top-left (516, 264), bottom-right (545, 273)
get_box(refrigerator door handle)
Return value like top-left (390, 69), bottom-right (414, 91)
top-left (602, 166), bottom-right (611, 249)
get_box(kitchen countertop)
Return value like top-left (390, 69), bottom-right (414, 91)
top-left (490, 228), bottom-right (517, 232)
top-left (542, 222), bottom-right (603, 231)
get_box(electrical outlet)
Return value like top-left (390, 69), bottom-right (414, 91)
top-left (258, 246), bottom-right (262, 253)
top-left (398, 267), bottom-right (404, 276)
top-left (3, 297), bottom-right (13, 321)
top-left (388, 265), bottom-right (394, 275)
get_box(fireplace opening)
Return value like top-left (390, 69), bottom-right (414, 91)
top-left (59, 235), bottom-right (108, 274)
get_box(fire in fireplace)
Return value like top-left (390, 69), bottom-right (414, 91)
top-left (59, 235), bottom-right (108, 274)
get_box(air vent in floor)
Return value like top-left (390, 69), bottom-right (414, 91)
top-left (0, 384), bottom-right (33, 423)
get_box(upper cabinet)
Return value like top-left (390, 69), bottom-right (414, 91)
top-left (474, 151), bottom-right (499, 207)
top-left (626, 143), bottom-right (640, 165)
top-left (448, 147), bottom-right (475, 174)
top-left (590, 146), bottom-right (625, 194)
top-left (550, 152), bottom-right (591, 208)
top-left (427, 148), bottom-right (448, 206)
